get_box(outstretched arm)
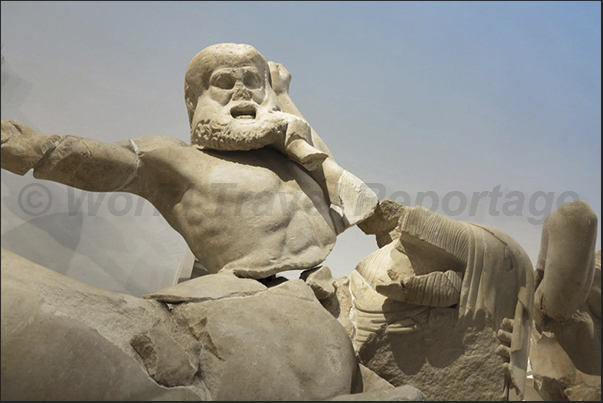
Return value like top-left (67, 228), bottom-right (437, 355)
top-left (1, 119), bottom-right (139, 193)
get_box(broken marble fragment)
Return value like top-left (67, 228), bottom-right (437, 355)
top-left (170, 279), bottom-right (358, 400)
top-left (0, 248), bottom-right (207, 401)
top-left (331, 203), bottom-right (534, 401)
top-left (1, 248), bottom-right (363, 401)
top-left (535, 200), bottom-right (598, 322)
top-left (300, 265), bottom-right (336, 300)
top-left (357, 199), bottom-right (407, 248)
top-left (130, 326), bottom-right (199, 387)
top-left (144, 270), bottom-right (267, 303)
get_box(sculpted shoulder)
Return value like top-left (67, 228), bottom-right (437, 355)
top-left (128, 137), bottom-right (330, 208)
top-left (130, 136), bottom-right (295, 186)
top-left (129, 136), bottom-right (213, 192)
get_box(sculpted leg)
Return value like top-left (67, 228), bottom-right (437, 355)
top-left (534, 200), bottom-right (598, 321)
top-left (530, 201), bottom-right (601, 401)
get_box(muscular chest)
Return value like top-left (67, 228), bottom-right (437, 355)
top-left (177, 148), bottom-right (332, 225)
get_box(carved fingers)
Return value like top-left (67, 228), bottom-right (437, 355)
top-left (403, 270), bottom-right (462, 307)
top-left (283, 119), bottom-right (327, 171)
top-left (284, 139), bottom-right (328, 171)
top-left (496, 316), bottom-right (514, 377)
top-left (268, 113), bottom-right (327, 172)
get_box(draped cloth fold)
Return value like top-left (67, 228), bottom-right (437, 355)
top-left (459, 223), bottom-right (534, 400)
top-left (393, 205), bottom-right (534, 399)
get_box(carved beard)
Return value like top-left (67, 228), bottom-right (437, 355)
top-left (191, 110), bottom-right (288, 151)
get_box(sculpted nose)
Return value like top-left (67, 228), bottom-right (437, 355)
top-left (231, 83), bottom-right (252, 101)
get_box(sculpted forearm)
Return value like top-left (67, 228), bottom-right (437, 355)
top-left (268, 61), bottom-right (334, 160)
top-left (1, 119), bottom-right (139, 192)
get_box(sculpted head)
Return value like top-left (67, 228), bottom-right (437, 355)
top-left (185, 43), bottom-right (285, 151)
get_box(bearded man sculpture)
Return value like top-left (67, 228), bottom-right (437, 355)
top-left (1, 43), bottom-right (378, 279)
top-left (0, 44), bottom-right (389, 401)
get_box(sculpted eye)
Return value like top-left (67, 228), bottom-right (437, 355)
top-left (212, 74), bottom-right (235, 90)
top-left (244, 71), bottom-right (262, 89)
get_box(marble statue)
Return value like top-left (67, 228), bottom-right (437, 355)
top-left (2, 246), bottom-right (431, 400)
top-left (321, 200), bottom-right (535, 401)
top-left (5, 42), bottom-right (592, 401)
top-left (1, 43), bottom-right (378, 280)
top-left (529, 200), bottom-right (601, 401)
top-left (0, 43), bottom-right (414, 401)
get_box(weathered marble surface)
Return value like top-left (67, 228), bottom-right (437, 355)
top-left (343, 201), bottom-right (535, 401)
top-left (530, 201), bottom-right (601, 401)
top-left (330, 385), bottom-right (427, 401)
top-left (4, 42), bottom-right (594, 402)
top-left (1, 247), bottom-right (367, 401)
top-left (1, 248), bottom-right (203, 401)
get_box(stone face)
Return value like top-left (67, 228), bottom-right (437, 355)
top-left (342, 204), bottom-right (535, 401)
top-left (0, 43), bottom-right (378, 280)
top-left (530, 201), bottom-right (601, 401)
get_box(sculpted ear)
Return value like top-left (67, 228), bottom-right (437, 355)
top-left (268, 61), bottom-right (292, 96)
top-left (184, 83), bottom-right (197, 126)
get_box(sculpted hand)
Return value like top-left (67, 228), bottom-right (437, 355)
top-left (268, 61), bottom-right (291, 96)
top-left (269, 113), bottom-right (327, 172)
top-left (283, 118), bottom-right (327, 171)
top-left (1, 119), bottom-right (61, 175)
top-left (267, 60), bottom-right (378, 226)
top-left (267, 61), bottom-right (329, 171)
top-left (496, 317), bottom-right (513, 376)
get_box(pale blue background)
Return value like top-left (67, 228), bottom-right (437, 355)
top-left (1, 1), bottom-right (600, 294)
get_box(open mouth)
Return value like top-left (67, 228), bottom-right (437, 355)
top-left (230, 104), bottom-right (257, 120)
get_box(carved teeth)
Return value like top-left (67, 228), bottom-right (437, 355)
top-left (231, 104), bottom-right (257, 119)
